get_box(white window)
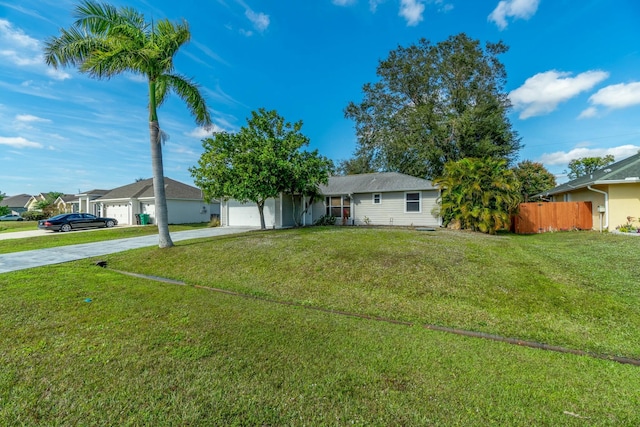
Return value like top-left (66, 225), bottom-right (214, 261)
top-left (325, 196), bottom-right (351, 218)
top-left (405, 192), bottom-right (421, 213)
top-left (372, 193), bottom-right (382, 204)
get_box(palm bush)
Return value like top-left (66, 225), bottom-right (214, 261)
top-left (434, 157), bottom-right (521, 234)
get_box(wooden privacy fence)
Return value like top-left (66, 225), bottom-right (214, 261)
top-left (512, 202), bottom-right (593, 234)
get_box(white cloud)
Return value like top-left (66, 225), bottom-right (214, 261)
top-left (589, 82), bottom-right (640, 109)
top-left (578, 106), bottom-right (598, 119)
top-left (245, 9), bottom-right (270, 32)
top-left (0, 136), bottom-right (44, 148)
top-left (333, 0), bottom-right (356, 5)
top-left (509, 70), bottom-right (609, 119)
top-left (0, 18), bottom-right (39, 49)
top-left (399, 0), bottom-right (425, 26)
top-left (369, 0), bottom-right (385, 12)
top-left (538, 144), bottom-right (640, 166)
top-left (488, 0), bottom-right (540, 30)
top-left (0, 19), bottom-right (72, 81)
top-left (192, 41), bottom-right (230, 66)
top-left (185, 124), bottom-right (227, 138)
top-left (45, 68), bottom-right (71, 81)
top-left (16, 114), bottom-right (51, 123)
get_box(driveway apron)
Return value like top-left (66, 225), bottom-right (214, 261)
top-left (0, 227), bottom-right (256, 274)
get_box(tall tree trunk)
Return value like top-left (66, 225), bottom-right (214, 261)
top-left (257, 200), bottom-right (266, 230)
top-left (149, 80), bottom-right (173, 248)
top-left (149, 121), bottom-right (174, 248)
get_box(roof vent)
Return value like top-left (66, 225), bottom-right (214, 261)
top-left (604, 168), bottom-right (612, 173)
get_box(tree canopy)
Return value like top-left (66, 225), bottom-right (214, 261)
top-left (565, 155), bottom-right (615, 180)
top-left (344, 33), bottom-right (521, 179)
top-left (190, 109), bottom-right (333, 229)
top-left (434, 157), bottom-right (521, 234)
top-left (0, 192), bottom-right (8, 216)
top-left (35, 192), bottom-right (64, 217)
top-left (513, 160), bottom-right (557, 202)
top-left (44, 0), bottom-right (211, 248)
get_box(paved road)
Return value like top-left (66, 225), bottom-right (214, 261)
top-left (0, 227), bottom-right (256, 274)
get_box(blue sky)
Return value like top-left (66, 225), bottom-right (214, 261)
top-left (1, 0), bottom-right (640, 196)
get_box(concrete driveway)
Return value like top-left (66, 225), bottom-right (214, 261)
top-left (0, 227), bottom-right (256, 274)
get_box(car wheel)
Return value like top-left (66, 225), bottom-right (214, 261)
top-left (60, 223), bottom-right (72, 232)
top-left (105, 220), bottom-right (115, 228)
top-left (18, 218), bottom-right (24, 221)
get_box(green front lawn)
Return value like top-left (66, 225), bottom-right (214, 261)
top-left (0, 223), bottom-right (209, 254)
top-left (1, 227), bottom-right (639, 425)
top-left (0, 220), bottom-right (35, 233)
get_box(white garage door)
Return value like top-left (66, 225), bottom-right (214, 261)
top-left (104, 203), bottom-right (130, 225)
top-left (228, 200), bottom-right (275, 227)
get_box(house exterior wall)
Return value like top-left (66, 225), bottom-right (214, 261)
top-left (280, 194), bottom-right (296, 227)
top-left (311, 190), bottom-right (440, 227)
top-left (166, 200), bottom-right (220, 224)
top-left (548, 184), bottom-right (640, 231)
top-left (608, 183), bottom-right (640, 229)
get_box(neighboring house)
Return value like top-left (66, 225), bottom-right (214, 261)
top-left (0, 194), bottom-right (32, 215)
top-left (25, 193), bottom-right (48, 211)
top-left (221, 172), bottom-right (441, 228)
top-left (76, 189), bottom-right (110, 215)
top-left (95, 178), bottom-right (220, 225)
top-left (54, 194), bottom-right (80, 213)
top-left (538, 152), bottom-right (640, 231)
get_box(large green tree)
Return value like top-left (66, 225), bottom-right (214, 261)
top-left (434, 157), bottom-right (521, 235)
top-left (44, 0), bottom-right (211, 248)
top-left (344, 33), bottom-right (521, 179)
top-left (513, 160), bottom-right (557, 202)
top-left (0, 192), bottom-right (8, 216)
top-left (190, 109), bottom-right (333, 230)
top-left (565, 155), bottom-right (615, 180)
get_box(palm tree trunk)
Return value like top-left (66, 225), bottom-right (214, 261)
top-left (149, 80), bottom-right (173, 248)
top-left (149, 121), bottom-right (174, 248)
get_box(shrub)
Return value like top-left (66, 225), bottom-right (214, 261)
top-left (22, 211), bottom-right (47, 221)
top-left (314, 215), bottom-right (336, 226)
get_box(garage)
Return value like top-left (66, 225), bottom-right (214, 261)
top-left (226, 199), bottom-right (276, 227)
top-left (104, 203), bottom-right (130, 225)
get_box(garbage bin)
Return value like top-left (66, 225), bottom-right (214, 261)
top-left (135, 213), bottom-right (141, 225)
top-left (139, 213), bottom-right (150, 225)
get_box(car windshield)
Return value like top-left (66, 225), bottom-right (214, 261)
top-left (83, 214), bottom-right (97, 219)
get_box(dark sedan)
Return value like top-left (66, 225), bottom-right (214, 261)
top-left (38, 213), bottom-right (118, 232)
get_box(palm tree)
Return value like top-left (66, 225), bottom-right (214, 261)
top-left (434, 157), bottom-right (521, 234)
top-left (44, 0), bottom-right (211, 248)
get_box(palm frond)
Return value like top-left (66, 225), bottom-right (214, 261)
top-left (43, 27), bottom-right (106, 68)
top-left (160, 73), bottom-right (212, 127)
top-left (74, 0), bottom-right (146, 36)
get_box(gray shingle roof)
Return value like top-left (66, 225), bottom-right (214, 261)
top-left (58, 194), bottom-right (78, 203)
top-left (97, 178), bottom-right (204, 201)
top-left (320, 172), bottom-right (437, 195)
top-left (541, 152), bottom-right (640, 196)
top-left (0, 194), bottom-right (32, 208)
top-left (77, 189), bottom-right (110, 197)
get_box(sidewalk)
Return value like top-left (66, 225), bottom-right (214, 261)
top-left (0, 227), bottom-right (256, 274)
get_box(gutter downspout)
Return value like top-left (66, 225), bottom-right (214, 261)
top-left (587, 186), bottom-right (608, 230)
